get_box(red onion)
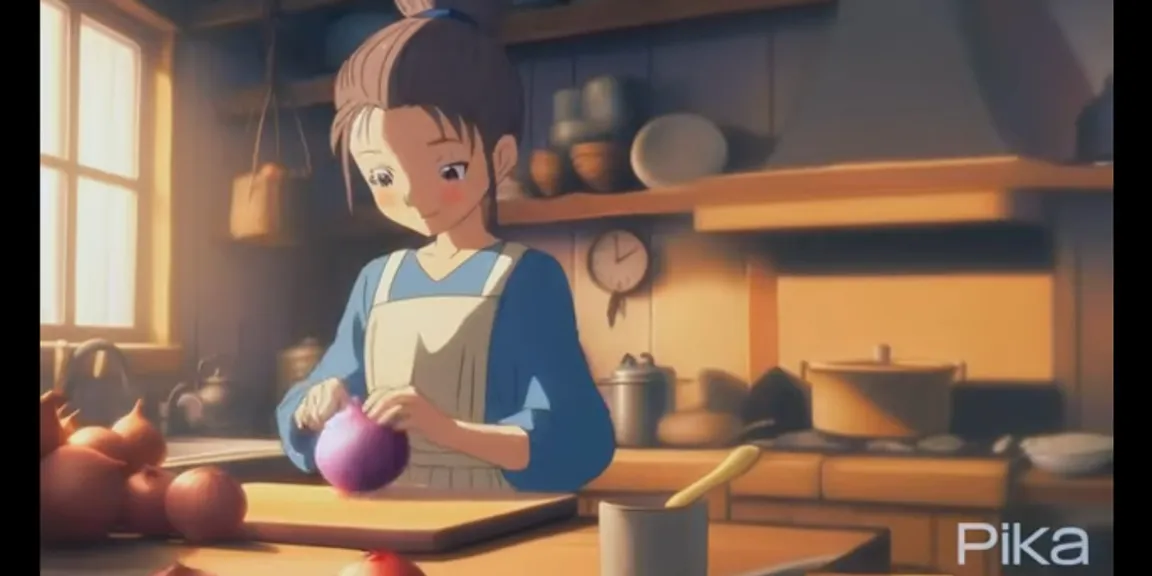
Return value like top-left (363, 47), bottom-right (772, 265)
top-left (165, 467), bottom-right (247, 543)
top-left (338, 550), bottom-right (426, 576)
top-left (112, 399), bottom-right (168, 471)
top-left (41, 445), bottom-right (128, 546)
top-left (119, 465), bottom-right (176, 536)
top-left (68, 426), bottom-right (132, 464)
top-left (315, 399), bottom-right (410, 493)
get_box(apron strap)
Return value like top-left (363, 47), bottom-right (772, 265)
top-left (372, 250), bottom-right (409, 306)
top-left (481, 242), bottom-right (529, 297)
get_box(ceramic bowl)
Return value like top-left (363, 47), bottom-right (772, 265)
top-left (630, 113), bottom-right (727, 189)
top-left (1025, 450), bottom-right (1112, 476)
top-left (570, 141), bottom-right (629, 193)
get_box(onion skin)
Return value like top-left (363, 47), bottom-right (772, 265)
top-left (165, 467), bottom-right (248, 543)
top-left (40, 445), bottom-right (128, 546)
top-left (58, 409), bottom-right (80, 438)
top-left (119, 465), bottom-right (176, 536)
top-left (40, 391), bottom-right (64, 459)
top-left (315, 400), bottom-right (410, 493)
top-left (112, 399), bottom-right (167, 471)
top-left (68, 426), bottom-right (132, 464)
top-left (339, 550), bottom-right (426, 576)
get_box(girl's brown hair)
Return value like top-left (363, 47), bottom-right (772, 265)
top-left (330, 0), bottom-right (523, 206)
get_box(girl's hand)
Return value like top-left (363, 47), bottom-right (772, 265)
top-left (364, 387), bottom-right (456, 445)
top-left (294, 378), bottom-right (349, 431)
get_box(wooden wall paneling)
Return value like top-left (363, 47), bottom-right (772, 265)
top-left (502, 228), bottom-right (576, 285)
top-left (767, 5), bottom-right (832, 134)
top-left (777, 273), bottom-right (1055, 380)
top-left (747, 248), bottom-right (778, 379)
top-left (1076, 196), bottom-right (1113, 433)
top-left (571, 30), bottom-right (650, 88)
top-left (172, 38), bottom-right (208, 368)
top-left (527, 54), bottom-right (575, 151)
top-left (572, 226), bottom-right (653, 379)
top-left (514, 59), bottom-right (534, 182)
top-left (648, 17), bottom-right (775, 171)
top-left (1051, 194), bottom-right (1114, 433)
top-left (1051, 196), bottom-right (1080, 429)
top-left (649, 222), bottom-right (751, 383)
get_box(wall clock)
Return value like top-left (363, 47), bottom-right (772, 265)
top-left (587, 229), bottom-right (651, 327)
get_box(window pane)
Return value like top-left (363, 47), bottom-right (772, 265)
top-left (40, 0), bottom-right (67, 157)
top-left (75, 178), bottom-right (137, 328)
top-left (40, 167), bottom-right (64, 324)
top-left (78, 19), bottom-right (140, 178)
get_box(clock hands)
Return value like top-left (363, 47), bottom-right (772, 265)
top-left (615, 248), bottom-right (639, 263)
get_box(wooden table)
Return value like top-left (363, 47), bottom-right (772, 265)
top-left (41, 521), bottom-right (889, 576)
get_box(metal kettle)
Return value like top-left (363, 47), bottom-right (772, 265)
top-left (597, 353), bottom-right (670, 448)
top-left (166, 355), bottom-right (236, 435)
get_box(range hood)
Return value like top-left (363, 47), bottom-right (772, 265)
top-left (688, 0), bottom-right (1112, 233)
top-left (768, 0), bottom-right (1091, 167)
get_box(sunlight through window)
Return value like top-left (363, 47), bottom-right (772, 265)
top-left (39, 0), bottom-right (143, 334)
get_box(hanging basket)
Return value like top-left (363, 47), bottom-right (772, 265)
top-left (229, 1), bottom-right (313, 247)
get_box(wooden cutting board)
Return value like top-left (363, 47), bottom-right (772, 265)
top-left (241, 483), bottom-right (577, 553)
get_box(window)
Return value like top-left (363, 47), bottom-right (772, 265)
top-left (40, 0), bottom-right (171, 345)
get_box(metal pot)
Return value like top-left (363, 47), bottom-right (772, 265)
top-left (801, 344), bottom-right (964, 438)
top-left (598, 353), bottom-right (669, 447)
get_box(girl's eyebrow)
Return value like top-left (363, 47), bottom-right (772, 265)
top-left (427, 136), bottom-right (461, 146)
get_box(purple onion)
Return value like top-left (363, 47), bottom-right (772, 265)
top-left (314, 399), bottom-right (410, 493)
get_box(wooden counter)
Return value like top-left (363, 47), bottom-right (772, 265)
top-left (40, 522), bottom-right (889, 576)
top-left (1015, 468), bottom-right (1114, 506)
top-left (594, 449), bottom-right (1111, 508)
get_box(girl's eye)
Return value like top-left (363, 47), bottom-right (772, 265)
top-left (439, 162), bottom-right (468, 181)
top-left (368, 168), bottom-right (393, 187)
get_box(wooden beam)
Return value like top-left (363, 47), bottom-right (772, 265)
top-left (215, 0), bottom-right (834, 115)
top-left (192, 0), bottom-right (830, 31)
top-left (190, 0), bottom-right (344, 29)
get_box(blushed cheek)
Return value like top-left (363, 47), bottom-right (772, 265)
top-left (441, 184), bottom-right (463, 205)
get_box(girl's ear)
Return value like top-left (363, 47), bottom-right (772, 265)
top-left (491, 135), bottom-right (519, 184)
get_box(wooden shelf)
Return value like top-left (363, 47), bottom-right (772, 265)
top-left (330, 157), bottom-right (1111, 234)
top-left (212, 0), bottom-right (831, 116)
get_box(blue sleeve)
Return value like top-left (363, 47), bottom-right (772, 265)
top-left (275, 256), bottom-right (386, 473)
top-left (490, 250), bottom-right (616, 492)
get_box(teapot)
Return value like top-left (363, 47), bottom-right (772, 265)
top-left (166, 355), bottom-right (236, 435)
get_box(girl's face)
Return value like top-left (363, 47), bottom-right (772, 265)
top-left (348, 107), bottom-right (495, 236)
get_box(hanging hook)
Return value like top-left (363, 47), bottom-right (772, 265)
top-left (248, 0), bottom-right (312, 200)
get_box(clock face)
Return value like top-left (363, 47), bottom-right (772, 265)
top-left (588, 230), bottom-right (650, 294)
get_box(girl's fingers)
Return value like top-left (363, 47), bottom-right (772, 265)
top-left (376, 404), bottom-right (404, 427)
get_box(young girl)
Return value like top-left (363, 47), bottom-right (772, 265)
top-left (275, 0), bottom-right (616, 492)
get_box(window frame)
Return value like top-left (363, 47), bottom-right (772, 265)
top-left (39, 0), bottom-right (179, 374)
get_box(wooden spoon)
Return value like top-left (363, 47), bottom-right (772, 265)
top-left (664, 444), bottom-right (762, 508)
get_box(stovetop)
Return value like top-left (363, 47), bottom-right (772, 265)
top-left (752, 430), bottom-right (1015, 459)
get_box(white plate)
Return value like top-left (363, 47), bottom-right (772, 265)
top-left (630, 113), bottom-right (727, 189)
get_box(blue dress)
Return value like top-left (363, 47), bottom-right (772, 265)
top-left (275, 246), bottom-right (616, 493)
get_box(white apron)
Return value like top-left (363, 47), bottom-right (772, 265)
top-left (363, 242), bottom-right (528, 491)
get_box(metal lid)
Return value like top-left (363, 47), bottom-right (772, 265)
top-left (606, 353), bottom-right (663, 384)
top-left (805, 344), bottom-right (959, 374)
